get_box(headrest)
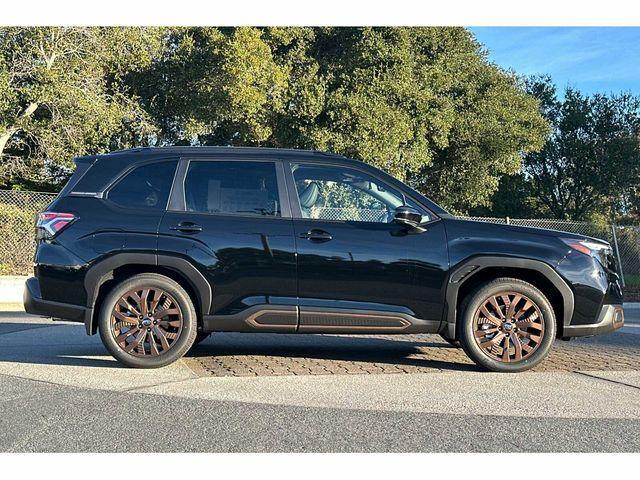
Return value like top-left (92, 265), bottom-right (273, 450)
top-left (299, 181), bottom-right (320, 209)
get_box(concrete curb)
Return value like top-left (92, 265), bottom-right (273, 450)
top-left (0, 276), bottom-right (27, 304)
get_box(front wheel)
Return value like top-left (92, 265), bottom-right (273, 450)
top-left (98, 273), bottom-right (198, 368)
top-left (459, 278), bottom-right (556, 373)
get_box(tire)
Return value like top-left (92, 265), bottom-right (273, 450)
top-left (440, 335), bottom-right (461, 348)
top-left (458, 278), bottom-right (556, 373)
top-left (98, 273), bottom-right (198, 368)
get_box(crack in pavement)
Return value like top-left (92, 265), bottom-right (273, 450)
top-left (573, 371), bottom-right (640, 391)
top-left (0, 371), bottom-right (78, 390)
top-left (0, 365), bottom-right (200, 395)
top-left (122, 374), bottom-right (201, 393)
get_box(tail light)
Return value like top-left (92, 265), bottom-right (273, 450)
top-left (36, 212), bottom-right (77, 239)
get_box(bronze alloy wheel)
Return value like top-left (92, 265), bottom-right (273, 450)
top-left (110, 288), bottom-right (184, 357)
top-left (472, 291), bottom-right (545, 363)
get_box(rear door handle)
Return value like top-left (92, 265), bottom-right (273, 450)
top-left (299, 229), bottom-right (332, 242)
top-left (170, 222), bottom-right (203, 233)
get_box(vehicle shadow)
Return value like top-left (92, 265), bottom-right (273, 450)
top-left (0, 321), bottom-right (119, 368)
top-left (0, 317), bottom-right (477, 371)
top-left (0, 319), bottom-right (478, 371)
top-left (1, 315), bottom-right (635, 372)
top-left (186, 332), bottom-right (483, 372)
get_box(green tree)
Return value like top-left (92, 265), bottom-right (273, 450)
top-left (0, 27), bottom-right (164, 188)
top-left (307, 28), bottom-right (549, 213)
top-left (469, 173), bottom-right (543, 219)
top-left (128, 27), bottom-right (290, 147)
top-left (503, 76), bottom-right (640, 221)
top-left (1, 27), bottom-right (549, 211)
top-left (131, 27), bottom-right (548, 212)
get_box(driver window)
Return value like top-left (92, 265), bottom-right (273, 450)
top-left (292, 164), bottom-right (424, 223)
top-left (108, 161), bottom-right (178, 210)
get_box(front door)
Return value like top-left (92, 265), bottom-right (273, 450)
top-left (286, 161), bottom-right (448, 331)
top-left (158, 158), bottom-right (298, 331)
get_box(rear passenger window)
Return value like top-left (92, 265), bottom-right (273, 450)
top-left (108, 161), bottom-right (177, 210)
top-left (184, 161), bottom-right (281, 217)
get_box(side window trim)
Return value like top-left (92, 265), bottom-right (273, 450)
top-left (275, 161), bottom-right (293, 218)
top-left (284, 160), bottom-right (304, 219)
top-left (283, 160), bottom-right (435, 224)
top-left (168, 157), bottom-right (292, 219)
top-left (167, 158), bottom-right (188, 211)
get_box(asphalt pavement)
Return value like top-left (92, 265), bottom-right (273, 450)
top-left (0, 308), bottom-right (638, 452)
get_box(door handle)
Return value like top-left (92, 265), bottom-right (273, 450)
top-left (169, 222), bottom-right (203, 233)
top-left (299, 229), bottom-right (332, 242)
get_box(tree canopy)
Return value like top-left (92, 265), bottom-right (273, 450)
top-left (1, 26), bottom-right (548, 213)
top-left (483, 76), bottom-right (640, 221)
top-left (0, 27), bottom-right (164, 188)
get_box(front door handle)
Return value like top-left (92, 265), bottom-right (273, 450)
top-left (299, 229), bottom-right (332, 242)
top-left (170, 222), bottom-right (203, 233)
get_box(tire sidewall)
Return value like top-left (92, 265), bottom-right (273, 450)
top-left (459, 279), bottom-right (556, 373)
top-left (98, 274), bottom-right (197, 368)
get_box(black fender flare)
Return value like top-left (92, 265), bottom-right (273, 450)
top-left (443, 256), bottom-right (574, 338)
top-left (83, 253), bottom-right (212, 334)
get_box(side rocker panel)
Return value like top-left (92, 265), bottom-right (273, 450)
top-left (203, 305), bottom-right (440, 334)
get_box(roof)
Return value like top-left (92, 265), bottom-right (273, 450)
top-left (77, 146), bottom-right (348, 162)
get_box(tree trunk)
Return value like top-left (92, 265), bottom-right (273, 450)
top-left (0, 102), bottom-right (39, 158)
top-left (0, 127), bottom-right (17, 158)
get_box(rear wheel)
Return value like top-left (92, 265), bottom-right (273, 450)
top-left (459, 278), bottom-right (556, 373)
top-left (98, 273), bottom-right (197, 368)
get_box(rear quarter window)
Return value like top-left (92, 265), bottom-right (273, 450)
top-left (58, 160), bottom-right (94, 197)
top-left (107, 161), bottom-right (178, 210)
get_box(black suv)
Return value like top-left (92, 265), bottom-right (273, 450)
top-left (24, 147), bottom-right (625, 372)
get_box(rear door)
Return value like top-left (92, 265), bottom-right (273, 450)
top-left (158, 157), bottom-right (298, 330)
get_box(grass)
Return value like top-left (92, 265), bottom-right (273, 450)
top-left (624, 274), bottom-right (640, 287)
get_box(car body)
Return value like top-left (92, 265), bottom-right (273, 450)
top-left (24, 147), bottom-right (625, 371)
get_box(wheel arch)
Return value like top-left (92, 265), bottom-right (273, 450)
top-left (84, 253), bottom-right (211, 335)
top-left (444, 256), bottom-right (574, 340)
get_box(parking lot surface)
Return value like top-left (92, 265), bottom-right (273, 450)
top-left (0, 308), bottom-right (638, 452)
top-left (188, 328), bottom-right (639, 377)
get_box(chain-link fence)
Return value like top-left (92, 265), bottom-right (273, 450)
top-left (0, 190), bottom-right (56, 275)
top-left (308, 207), bottom-right (389, 223)
top-left (1, 189), bottom-right (639, 299)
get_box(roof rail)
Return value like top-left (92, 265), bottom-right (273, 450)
top-left (106, 147), bottom-right (153, 155)
top-left (102, 145), bottom-right (346, 157)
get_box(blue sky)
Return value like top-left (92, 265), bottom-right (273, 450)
top-left (469, 27), bottom-right (640, 96)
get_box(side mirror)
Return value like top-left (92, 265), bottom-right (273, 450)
top-left (393, 206), bottom-right (422, 229)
